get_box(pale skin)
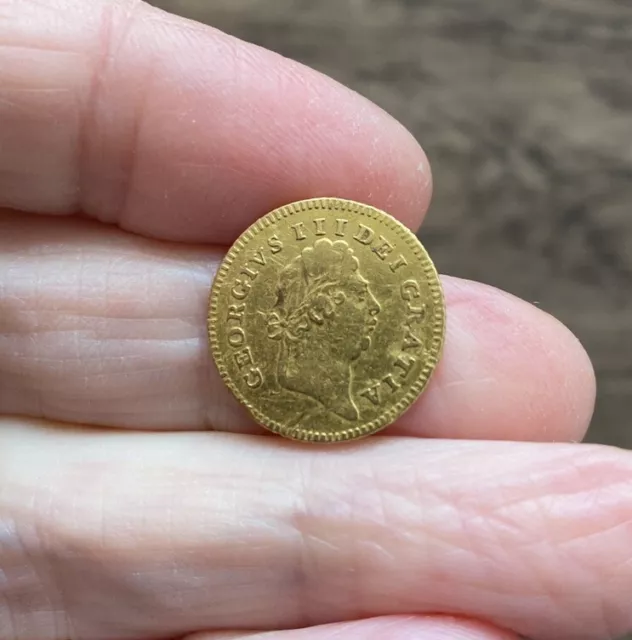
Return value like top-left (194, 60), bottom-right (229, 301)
top-left (0, 1), bottom-right (630, 639)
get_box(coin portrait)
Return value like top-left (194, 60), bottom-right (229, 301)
top-left (208, 198), bottom-right (446, 443)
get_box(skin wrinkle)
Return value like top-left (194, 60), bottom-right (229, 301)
top-left (0, 520), bottom-right (17, 640)
top-left (328, 441), bottom-right (631, 629)
top-left (298, 457), bottom-right (424, 619)
top-left (448, 460), bottom-right (632, 637)
top-left (22, 525), bottom-right (69, 640)
top-left (111, 25), bottom-right (155, 227)
top-left (79, 0), bottom-right (140, 219)
top-left (603, 558), bottom-right (632, 640)
top-left (0, 322), bottom-right (201, 338)
top-left (550, 511), bottom-right (632, 636)
top-left (0, 42), bottom-right (85, 56)
top-left (2, 511), bottom-right (62, 636)
top-left (0, 8), bottom-right (92, 209)
top-left (289, 458), bottom-right (321, 628)
top-left (350, 460), bottom-right (481, 596)
top-left (0, 242), bottom-right (217, 276)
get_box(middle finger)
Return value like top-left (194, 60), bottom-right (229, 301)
top-left (0, 212), bottom-right (594, 442)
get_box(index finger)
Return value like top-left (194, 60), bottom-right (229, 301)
top-left (0, 0), bottom-right (431, 244)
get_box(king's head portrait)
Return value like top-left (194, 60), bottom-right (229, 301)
top-left (266, 238), bottom-right (381, 421)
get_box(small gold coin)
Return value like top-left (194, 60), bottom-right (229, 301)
top-left (208, 198), bottom-right (446, 443)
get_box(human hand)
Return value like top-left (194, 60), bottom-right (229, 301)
top-left (1, 2), bottom-right (630, 640)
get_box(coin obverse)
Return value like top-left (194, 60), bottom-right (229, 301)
top-left (208, 198), bottom-right (446, 443)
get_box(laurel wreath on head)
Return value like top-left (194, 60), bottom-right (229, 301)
top-left (267, 238), bottom-right (359, 342)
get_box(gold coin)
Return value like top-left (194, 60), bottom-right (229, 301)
top-left (208, 198), bottom-right (446, 443)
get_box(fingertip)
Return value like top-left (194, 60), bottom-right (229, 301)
top-left (468, 279), bottom-right (597, 442)
top-left (398, 277), bottom-right (596, 443)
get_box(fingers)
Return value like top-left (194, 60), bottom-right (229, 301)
top-left (184, 616), bottom-right (518, 640)
top-left (1, 421), bottom-right (631, 640)
top-left (0, 213), bottom-right (595, 442)
top-left (0, 0), bottom-right (430, 243)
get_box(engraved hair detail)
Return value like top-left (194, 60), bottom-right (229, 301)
top-left (267, 238), bottom-right (359, 342)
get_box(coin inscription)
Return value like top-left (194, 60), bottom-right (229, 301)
top-left (208, 198), bottom-right (446, 443)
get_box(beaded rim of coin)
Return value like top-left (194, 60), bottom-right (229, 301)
top-left (208, 197), bottom-right (446, 443)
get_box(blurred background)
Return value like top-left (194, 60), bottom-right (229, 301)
top-left (149, 0), bottom-right (632, 455)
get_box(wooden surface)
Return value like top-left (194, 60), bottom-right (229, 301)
top-left (149, 0), bottom-right (632, 452)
